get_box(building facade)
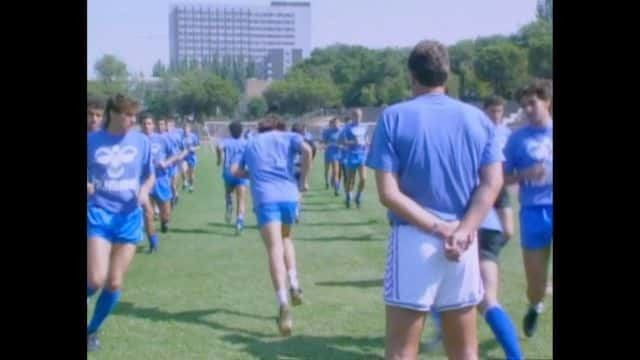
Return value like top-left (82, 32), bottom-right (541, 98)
top-left (169, 1), bottom-right (310, 78)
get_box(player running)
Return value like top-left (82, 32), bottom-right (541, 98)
top-left (87, 94), bottom-right (154, 352)
top-left (215, 121), bottom-right (249, 234)
top-left (231, 115), bottom-right (312, 336)
top-left (503, 79), bottom-right (553, 338)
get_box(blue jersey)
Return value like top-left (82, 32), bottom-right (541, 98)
top-left (304, 130), bottom-right (314, 142)
top-left (341, 123), bottom-right (368, 155)
top-left (503, 122), bottom-right (553, 207)
top-left (148, 132), bottom-right (176, 178)
top-left (366, 93), bottom-right (503, 226)
top-left (182, 132), bottom-right (199, 154)
top-left (87, 129), bottom-right (153, 214)
top-left (322, 127), bottom-right (342, 153)
top-left (219, 137), bottom-right (247, 176)
top-left (495, 124), bottom-right (512, 153)
top-left (236, 131), bottom-right (303, 205)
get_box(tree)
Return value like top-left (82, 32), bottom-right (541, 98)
top-left (94, 55), bottom-right (128, 84)
top-left (473, 43), bottom-right (529, 98)
top-left (152, 60), bottom-right (167, 77)
top-left (247, 96), bottom-right (268, 119)
top-left (175, 70), bottom-right (239, 121)
top-left (264, 71), bottom-right (341, 114)
top-left (536, 0), bottom-right (552, 21)
top-left (528, 33), bottom-right (552, 78)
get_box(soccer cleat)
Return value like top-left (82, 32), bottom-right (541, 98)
top-left (235, 219), bottom-right (244, 235)
top-left (290, 287), bottom-right (304, 306)
top-left (87, 332), bottom-right (100, 352)
top-left (225, 203), bottom-right (233, 224)
top-left (523, 308), bottom-right (539, 337)
top-left (345, 194), bottom-right (351, 209)
top-left (188, 185), bottom-right (194, 193)
top-left (355, 194), bottom-right (362, 209)
top-left (276, 304), bottom-right (293, 336)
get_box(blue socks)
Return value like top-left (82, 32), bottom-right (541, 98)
top-left (87, 288), bottom-right (121, 334)
top-left (485, 305), bottom-right (523, 359)
top-left (87, 284), bottom-right (96, 299)
top-left (149, 234), bottom-right (159, 249)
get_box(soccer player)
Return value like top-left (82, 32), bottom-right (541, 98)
top-left (87, 94), bottom-right (154, 352)
top-left (167, 119), bottom-right (185, 206)
top-left (366, 40), bottom-right (503, 360)
top-left (427, 95), bottom-right (524, 359)
top-left (485, 96), bottom-right (515, 239)
top-left (216, 121), bottom-right (249, 234)
top-left (322, 118), bottom-right (343, 195)
top-left (87, 96), bottom-right (105, 134)
top-left (503, 79), bottom-right (553, 338)
top-left (340, 108), bottom-right (368, 208)
top-left (231, 115), bottom-right (312, 336)
top-left (154, 118), bottom-right (180, 233)
top-left (182, 123), bottom-right (200, 192)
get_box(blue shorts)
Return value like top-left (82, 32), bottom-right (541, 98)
top-left (223, 172), bottom-right (248, 189)
top-left (168, 165), bottom-right (177, 178)
top-left (87, 206), bottom-right (143, 244)
top-left (151, 176), bottom-right (173, 203)
top-left (520, 205), bottom-right (553, 250)
top-left (345, 152), bottom-right (366, 169)
top-left (186, 155), bottom-right (197, 169)
top-left (325, 149), bottom-right (342, 162)
top-left (254, 202), bottom-right (299, 228)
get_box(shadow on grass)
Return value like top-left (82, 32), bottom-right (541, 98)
top-left (301, 219), bottom-right (379, 227)
top-left (114, 302), bottom-right (384, 359)
top-left (222, 333), bottom-right (384, 360)
top-left (315, 279), bottom-right (382, 288)
top-left (298, 233), bottom-right (382, 242)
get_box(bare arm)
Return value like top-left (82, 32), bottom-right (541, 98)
top-left (230, 164), bottom-right (249, 179)
top-left (138, 173), bottom-right (156, 205)
top-left (375, 171), bottom-right (459, 238)
top-left (299, 142), bottom-right (312, 191)
top-left (215, 145), bottom-right (223, 167)
top-left (458, 162), bottom-right (503, 234)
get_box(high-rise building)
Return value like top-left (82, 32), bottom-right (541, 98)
top-left (169, 1), bottom-right (310, 78)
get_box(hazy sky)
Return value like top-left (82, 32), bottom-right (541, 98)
top-left (88, 0), bottom-right (538, 78)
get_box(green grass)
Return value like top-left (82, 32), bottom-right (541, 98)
top-left (88, 147), bottom-right (552, 359)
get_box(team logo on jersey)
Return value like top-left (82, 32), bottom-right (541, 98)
top-left (95, 145), bottom-right (138, 179)
top-left (151, 143), bottom-right (161, 155)
top-left (525, 137), bottom-right (552, 161)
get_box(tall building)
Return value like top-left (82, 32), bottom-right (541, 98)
top-left (169, 1), bottom-right (310, 78)
top-left (262, 48), bottom-right (303, 80)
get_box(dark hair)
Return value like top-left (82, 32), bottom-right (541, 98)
top-left (229, 121), bottom-right (243, 139)
top-left (291, 123), bottom-right (305, 135)
top-left (258, 114), bottom-right (285, 133)
top-left (484, 95), bottom-right (506, 109)
top-left (87, 95), bottom-right (106, 111)
top-left (408, 40), bottom-right (449, 87)
top-left (103, 93), bottom-right (140, 129)
top-left (515, 79), bottom-right (552, 102)
top-left (138, 112), bottom-right (153, 123)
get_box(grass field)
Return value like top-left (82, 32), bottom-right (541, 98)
top-left (88, 146), bottom-right (553, 359)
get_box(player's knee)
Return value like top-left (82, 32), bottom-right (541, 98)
top-left (87, 274), bottom-right (106, 290)
top-left (105, 277), bottom-right (124, 292)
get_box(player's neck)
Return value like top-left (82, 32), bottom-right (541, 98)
top-left (107, 122), bottom-right (129, 135)
top-left (413, 85), bottom-right (446, 98)
top-left (531, 113), bottom-right (552, 128)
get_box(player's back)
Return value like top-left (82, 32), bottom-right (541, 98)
top-left (241, 131), bottom-right (302, 204)
top-left (221, 137), bottom-right (247, 174)
top-left (369, 93), bottom-right (500, 220)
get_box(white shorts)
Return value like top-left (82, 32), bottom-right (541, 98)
top-left (383, 224), bottom-right (484, 312)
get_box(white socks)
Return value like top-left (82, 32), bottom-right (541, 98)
top-left (530, 302), bottom-right (544, 314)
top-left (276, 289), bottom-right (289, 306)
top-left (288, 269), bottom-right (299, 290)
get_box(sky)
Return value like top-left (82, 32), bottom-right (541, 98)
top-left (88, 0), bottom-right (538, 78)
